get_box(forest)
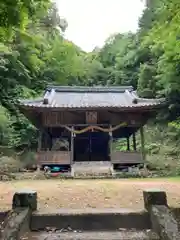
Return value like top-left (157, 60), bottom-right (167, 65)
top-left (0, 0), bottom-right (180, 175)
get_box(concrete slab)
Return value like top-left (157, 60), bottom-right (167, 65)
top-left (33, 208), bottom-right (145, 215)
top-left (72, 161), bottom-right (112, 177)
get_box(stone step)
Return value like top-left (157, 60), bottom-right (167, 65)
top-left (23, 230), bottom-right (160, 240)
top-left (31, 209), bottom-right (151, 231)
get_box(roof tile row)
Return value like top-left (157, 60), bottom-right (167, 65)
top-left (19, 86), bottom-right (164, 109)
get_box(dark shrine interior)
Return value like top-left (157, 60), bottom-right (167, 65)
top-left (74, 131), bottom-right (110, 162)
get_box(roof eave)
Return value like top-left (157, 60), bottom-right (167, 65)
top-left (17, 103), bottom-right (164, 112)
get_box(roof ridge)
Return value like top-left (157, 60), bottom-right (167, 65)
top-left (132, 91), bottom-right (165, 102)
top-left (19, 98), bottom-right (43, 103)
top-left (46, 85), bottom-right (134, 93)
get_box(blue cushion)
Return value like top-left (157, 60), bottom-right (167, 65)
top-left (52, 167), bottom-right (60, 171)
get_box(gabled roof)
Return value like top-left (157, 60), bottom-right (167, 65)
top-left (19, 85), bottom-right (165, 110)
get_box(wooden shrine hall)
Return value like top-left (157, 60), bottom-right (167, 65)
top-left (18, 85), bottom-right (164, 171)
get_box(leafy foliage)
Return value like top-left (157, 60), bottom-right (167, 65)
top-left (1, 0), bottom-right (180, 175)
top-left (0, 1), bottom-right (86, 151)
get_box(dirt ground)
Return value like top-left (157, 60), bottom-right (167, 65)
top-left (0, 179), bottom-right (180, 211)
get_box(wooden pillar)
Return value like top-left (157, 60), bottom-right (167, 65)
top-left (109, 126), bottom-right (113, 161)
top-left (140, 126), bottom-right (146, 161)
top-left (127, 137), bottom-right (130, 151)
top-left (37, 129), bottom-right (42, 151)
top-left (70, 126), bottom-right (74, 165)
top-left (132, 132), bottom-right (137, 151)
top-left (37, 129), bottom-right (42, 171)
top-left (48, 128), bottom-right (53, 150)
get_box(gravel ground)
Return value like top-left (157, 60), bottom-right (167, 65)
top-left (0, 179), bottom-right (179, 211)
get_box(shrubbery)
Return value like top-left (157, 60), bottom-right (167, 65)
top-left (0, 156), bottom-right (22, 173)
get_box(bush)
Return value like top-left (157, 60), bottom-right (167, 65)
top-left (19, 151), bottom-right (37, 170)
top-left (146, 143), bottom-right (161, 154)
top-left (0, 156), bottom-right (22, 173)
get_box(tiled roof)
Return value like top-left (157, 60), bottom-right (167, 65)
top-left (19, 85), bottom-right (165, 110)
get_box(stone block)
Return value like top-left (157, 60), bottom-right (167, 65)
top-left (143, 189), bottom-right (167, 210)
top-left (150, 205), bottom-right (180, 240)
top-left (12, 190), bottom-right (37, 211)
top-left (1, 208), bottom-right (30, 240)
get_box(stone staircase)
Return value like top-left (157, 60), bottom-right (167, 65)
top-left (4, 189), bottom-right (176, 240)
top-left (27, 208), bottom-right (160, 240)
top-left (71, 161), bottom-right (113, 177)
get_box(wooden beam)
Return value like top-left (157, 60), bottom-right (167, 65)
top-left (140, 126), bottom-right (146, 162)
top-left (19, 108), bottom-right (42, 128)
top-left (107, 111), bottom-right (120, 116)
top-left (69, 111), bottom-right (83, 117)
